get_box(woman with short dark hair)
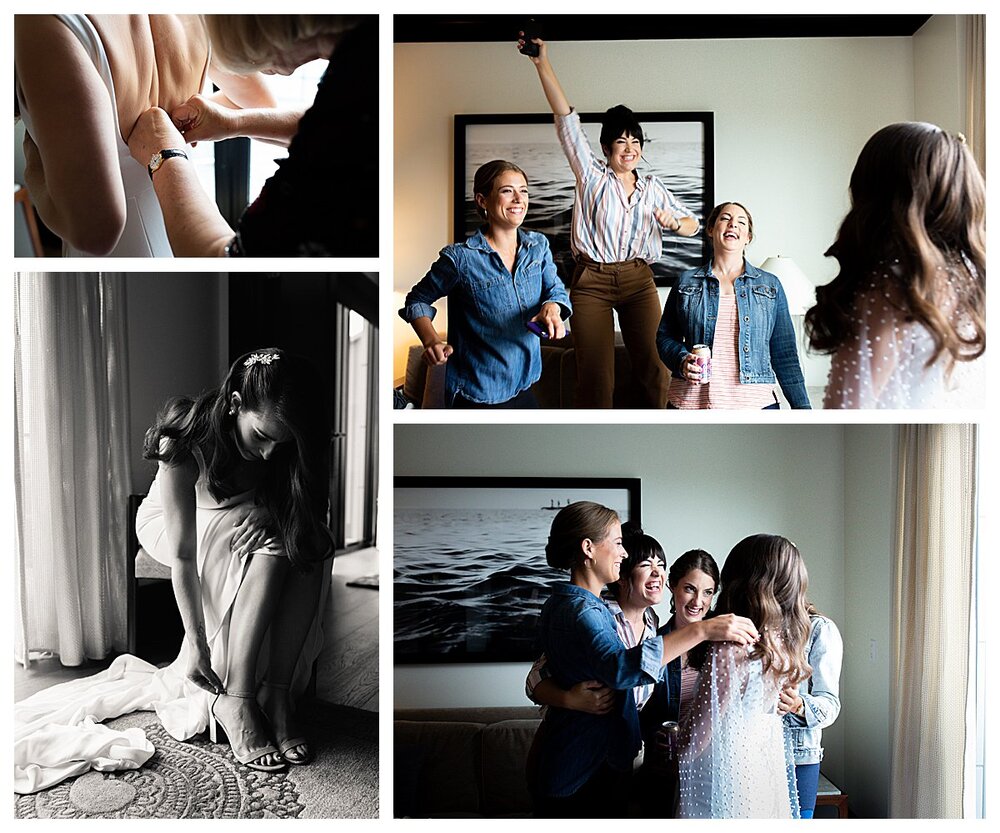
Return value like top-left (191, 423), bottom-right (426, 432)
top-left (522, 36), bottom-right (700, 408)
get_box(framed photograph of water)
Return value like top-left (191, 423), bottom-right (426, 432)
top-left (394, 476), bottom-right (641, 664)
top-left (454, 112), bottom-right (714, 287)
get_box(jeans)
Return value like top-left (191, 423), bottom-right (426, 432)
top-left (795, 763), bottom-right (820, 818)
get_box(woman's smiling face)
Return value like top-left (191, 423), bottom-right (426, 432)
top-left (476, 170), bottom-right (529, 230)
top-left (587, 520), bottom-right (627, 586)
top-left (622, 552), bottom-right (667, 607)
top-left (671, 568), bottom-right (717, 626)
top-left (710, 203), bottom-right (752, 253)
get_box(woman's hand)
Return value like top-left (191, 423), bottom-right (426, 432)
top-left (530, 302), bottom-right (566, 340)
top-left (679, 352), bottom-right (705, 383)
top-left (517, 33), bottom-right (548, 65)
top-left (777, 684), bottom-right (804, 716)
top-left (185, 636), bottom-right (224, 694)
top-left (231, 505), bottom-right (275, 558)
top-left (654, 208), bottom-right (683, 232)
top-left (564, 680), bottom-right (614, 715)
top-left (126, 107), bottom-right (186, 168)
top-left (701, 613), bottom-right (759, 646)
top-left (422, 341), bottom-right (453, 367)
top-left (171, 94), bottom-right (239, 146)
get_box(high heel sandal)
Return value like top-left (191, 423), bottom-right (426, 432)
top-left (210, 690), bottom-right (287, 772)
top-left (258, 681), bottom-right (313, 766)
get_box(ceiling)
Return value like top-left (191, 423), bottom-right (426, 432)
top-left (395, 15), bottom-right (933, 43)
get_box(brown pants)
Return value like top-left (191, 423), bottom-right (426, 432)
top-left (570, 258), bottom-right (668, 408)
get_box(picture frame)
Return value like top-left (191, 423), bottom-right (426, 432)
top-left (454, 112), bottom-right (714, 287)
top-left (394, 476), bottom-right (641, 664)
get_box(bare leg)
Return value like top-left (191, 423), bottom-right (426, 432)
top-left (213, 552), bottom-right (290, 769)
top-left (258, 560), bottom-right (325, 763)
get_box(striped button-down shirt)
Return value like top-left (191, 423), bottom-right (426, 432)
top-left (555, 109), bottom-right (697, 265)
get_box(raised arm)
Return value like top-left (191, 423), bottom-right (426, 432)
top-left (521, 37), bottom-right (570, 117)
top-left (15, 16), bottom-right (126, 254)
top-left (159, 456), bottom-right (224, 694)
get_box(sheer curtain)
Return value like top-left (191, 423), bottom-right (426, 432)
top-left (965, 15), bottom-right (985, 176)
top-left (890, 424), bottom-right (977, 817)
top-left (14, 272), bottom-right (131, 667)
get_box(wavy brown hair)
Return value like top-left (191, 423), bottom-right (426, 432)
top-left (805, 122), bottom-right (985, 370)
top-left (691, 534), bottom-right (811, 685)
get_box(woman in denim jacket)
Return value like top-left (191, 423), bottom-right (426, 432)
top-left (529, 502), bottom-right (757, 818)
top-left (399, 160), bottom-right (571, 408)
top-left (778, 609), bottom-right (844, 818)
top-left (657, 202), bottom-right (811, 409)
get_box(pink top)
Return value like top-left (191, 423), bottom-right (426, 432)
top-left (668, 294), bottom-right (778, 409)
top-left (678, 663), bottom-right (700, 726)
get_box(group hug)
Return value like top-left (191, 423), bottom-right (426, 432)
top-left (526, 502), bottom-right (843, 819)
top-left (399, 37), bottom-right (986, 410)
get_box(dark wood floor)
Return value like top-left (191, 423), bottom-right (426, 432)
top-left (14, 547), bottom-right (379, 712)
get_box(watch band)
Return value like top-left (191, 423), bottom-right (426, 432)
top-left (148, 148), bottom-right (189, 179)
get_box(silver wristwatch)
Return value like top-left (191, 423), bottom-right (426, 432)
top-left (147, 148), bottom-right (188, 179)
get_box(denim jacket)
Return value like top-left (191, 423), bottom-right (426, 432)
top-left (532, 582), bottom-right (663, 798)
top-left (399, 228), bottom-right (571, 405)
top-left (656, 260), bottom-right (811, 408)
top-left (783, 615), bottom-right (843, 765)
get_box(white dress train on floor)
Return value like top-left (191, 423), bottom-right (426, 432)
top-left (14, 469), bottom-right (327, 795)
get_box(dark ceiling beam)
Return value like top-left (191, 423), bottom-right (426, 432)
top-left (395, 15), bottom-right (933, 43)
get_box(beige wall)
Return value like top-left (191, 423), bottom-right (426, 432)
top-left (394, 33), bottom-right (919, 385)
top-left (913, 15), bottom-right (967, 133)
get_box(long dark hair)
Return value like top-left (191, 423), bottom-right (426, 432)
top-left (667, 548), bottom-right (720, 614)
top-left (691, 534), bottom-right (811, 684)
top-left (144, 348), bottom-right (331, 570)
top-left (805, 122), bottom-right (985, 370)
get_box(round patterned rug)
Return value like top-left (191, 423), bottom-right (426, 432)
top-left (14, 704), bottom-right (376, 819)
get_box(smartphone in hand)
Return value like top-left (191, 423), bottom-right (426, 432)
top-left (518, 19), bottom-right (542, 57)
top-left (526, 321), bottom-right (549, 338)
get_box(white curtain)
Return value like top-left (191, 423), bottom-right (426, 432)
top-left (965, 15), bottom-right (985, 177)
top-left (14, 272), bottom-right (131, 667)
top-left (890, 424), bottom-right (977, 817)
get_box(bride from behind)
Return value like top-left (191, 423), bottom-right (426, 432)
top-left (678, 534), bottom-right (811, 818)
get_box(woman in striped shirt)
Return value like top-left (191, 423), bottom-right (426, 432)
top-left (522, 36), bottom-right (699, 408)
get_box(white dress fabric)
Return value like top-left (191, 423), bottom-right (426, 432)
top-left (14, 14), bottom-right (183, 257)
top-left (677, 642), bottom-right (799, 819)
top-left (13, 467), bottom-right (327, 795)
top-left (823, 263), bottom-right (984, 409)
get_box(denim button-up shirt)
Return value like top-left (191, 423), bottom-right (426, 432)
top-left (533, 582), bottom-right (663, 798)
top-left (783, 615), bottom-right (843, 765)
top-left (656, 260), bottom-right (811, 408)
top-left (399, 228), bottom-right (571, 405)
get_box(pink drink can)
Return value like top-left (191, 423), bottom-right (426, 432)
top-left (692, 344), bottom-right (712, 383)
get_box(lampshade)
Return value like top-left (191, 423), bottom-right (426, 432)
top-left (757, 256), bottom-right (815, 315)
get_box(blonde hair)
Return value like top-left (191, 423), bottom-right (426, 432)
top-left (203, 15), bottom-right (360, 73)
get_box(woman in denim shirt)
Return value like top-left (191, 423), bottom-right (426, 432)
top-left (399, 160), bottom-right (571, 408)
top-left (529, 502), bottom-right (757, 818)
top-left (778, 608), bottom-right (844, 818)
top-left (657, 202), bottom-right (811, 409)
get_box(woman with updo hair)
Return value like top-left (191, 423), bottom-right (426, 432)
top-left (521, 36), bottom-right (700, 408)
top-left (528, 502), bottom-right (757, 817)
top-left (399, 159), bottom-right (572, 408)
